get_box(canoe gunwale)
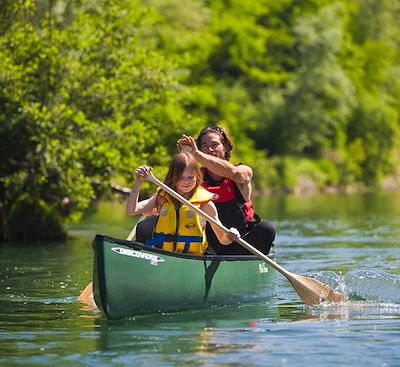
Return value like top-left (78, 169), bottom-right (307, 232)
top-left (94, 233), bottom-right (274, 262)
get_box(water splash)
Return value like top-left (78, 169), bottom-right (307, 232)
top-left (295, 271), bottom-right (400, 321)
top-left (344, 270), bottom-right (400, 303)
top-left (306, 270), bottom-right (347, 295)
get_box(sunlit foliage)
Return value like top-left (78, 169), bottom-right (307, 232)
top-left (1, 0), bottom-right (399, 240)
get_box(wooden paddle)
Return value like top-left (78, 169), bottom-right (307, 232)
top-left (146, 172), bottom-right (346, 306)
top-left (77, 220), bottom-right (141, 305)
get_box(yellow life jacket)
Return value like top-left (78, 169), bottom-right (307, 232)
top-left (146, 187), bottom-right (214, 255)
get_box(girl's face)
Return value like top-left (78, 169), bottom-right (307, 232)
top-left (199, 132), bottom-right (226, 159)
top-left (176, 166), bottom-right (197, 195)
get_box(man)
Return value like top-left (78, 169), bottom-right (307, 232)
top-left (177, 125), bottom-right (275, 255)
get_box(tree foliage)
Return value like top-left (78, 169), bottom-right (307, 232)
top-left (0, 0), bottom-right (399, 241)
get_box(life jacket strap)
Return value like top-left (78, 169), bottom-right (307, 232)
top-left (146, 232), bottom-right (203, 252)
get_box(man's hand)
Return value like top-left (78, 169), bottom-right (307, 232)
top-left (177, 134), bottom-right (198, 154)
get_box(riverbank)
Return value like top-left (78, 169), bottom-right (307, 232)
top-left (256, 173), bottom-right (400, 196)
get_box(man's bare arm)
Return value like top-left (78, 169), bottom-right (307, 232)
top-left (177, 134), bottom-right (252, 184)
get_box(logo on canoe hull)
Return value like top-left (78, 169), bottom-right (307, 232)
top-left (258, 262), bottom-right (269, 273)
top-left (111, 247), bottom-right (165, 266)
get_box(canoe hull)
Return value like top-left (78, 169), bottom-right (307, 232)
top-left (93, 234), bottom-right (276, 319)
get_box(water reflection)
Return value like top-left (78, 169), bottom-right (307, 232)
top-left (303, 301), bottom-right (400, 322)
top-left (90, 296), bottom-right (400, 364)
top-left (92, 301), bottom-right (280, 358)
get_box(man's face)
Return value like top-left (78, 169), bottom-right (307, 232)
top-left (199, 132), bottom-right (226, 160)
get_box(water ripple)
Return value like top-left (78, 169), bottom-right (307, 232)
top-left (344, 270), bottom-right (400, 303)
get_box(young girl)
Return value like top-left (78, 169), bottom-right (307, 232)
top-left (126, 152), bottom-right (240, 255)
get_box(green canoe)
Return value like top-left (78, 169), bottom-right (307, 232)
top-left (93, 234), bottom-right (277, 320)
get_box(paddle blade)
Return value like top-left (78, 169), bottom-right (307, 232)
top-left (288, 273), bottom-right (346, 305)
top-left (77, 282), bottom-right (96, 307)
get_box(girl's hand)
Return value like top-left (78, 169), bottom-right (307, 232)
top-left (226, 227), bottom-right (240, 243)
top-left (135, 165), bottom-right (152, 182)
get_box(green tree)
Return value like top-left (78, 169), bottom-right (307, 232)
top-left (344, 0), bottom-right (400, 184)
top-left (253, 3), bottom-right (355, 157)
top-left (1, 0), bottom-right (400, 241)
top-left (0, 0), bottom-right (187, 241)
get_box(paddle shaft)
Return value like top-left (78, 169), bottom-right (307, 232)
top-left (147, 174), bottom-right (291, 277)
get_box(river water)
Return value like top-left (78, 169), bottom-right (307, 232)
top-left (1, 191), bottom-right (399, 366)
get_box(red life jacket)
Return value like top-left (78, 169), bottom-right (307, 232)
top-left (201, 167), bottom-right (256, 233)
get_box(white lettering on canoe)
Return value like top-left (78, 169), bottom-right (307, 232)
top-left (258, 262), bottom-right (269, 273)
top-left (111, 247), bottom-right (165, 266)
